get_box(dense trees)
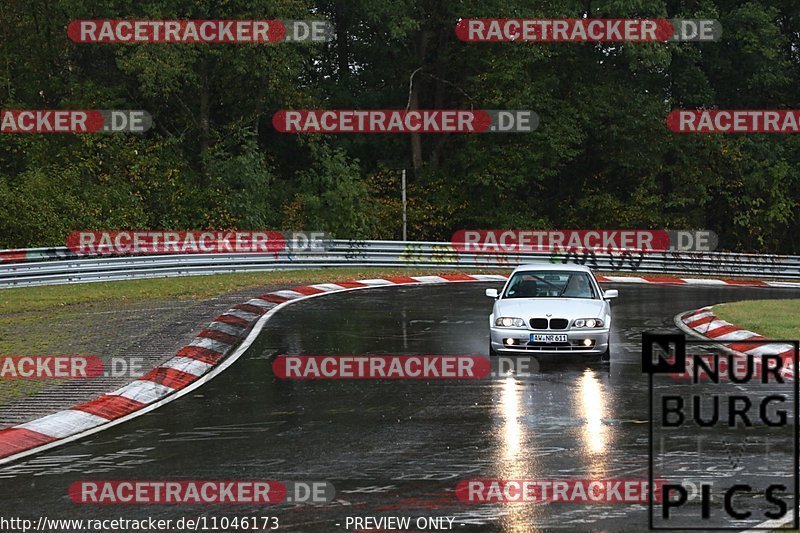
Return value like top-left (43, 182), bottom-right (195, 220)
top-left (1, 0), bottom-right (799, 252)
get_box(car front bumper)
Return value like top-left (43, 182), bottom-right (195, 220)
top-left (489, 327), bottom-right (610, 355)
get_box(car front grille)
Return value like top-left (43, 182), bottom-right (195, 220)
top-left (529, 318), bottom-right (569, 330)
top-left (530, 318), bottom-right (548, 329)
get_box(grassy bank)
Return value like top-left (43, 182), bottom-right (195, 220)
top-left (713, 299), bottom-right (800, 340)
top-left (0, 268), bottom-right (504, 314)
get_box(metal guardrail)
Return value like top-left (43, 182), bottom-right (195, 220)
top-left (0, 240), bottom-right (799, 288)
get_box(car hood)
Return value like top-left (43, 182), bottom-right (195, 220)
top-left (494, 298), bottom-right (606, 319)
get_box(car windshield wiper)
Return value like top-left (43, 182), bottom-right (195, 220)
top-left (528, 275), bottom-right (566, 297)
top-left (505, 275), bottom-right (563, 297)
top-left (557, 275), bottom-right (584, 297)
top-left (528, 275), bottom-right (559, 290)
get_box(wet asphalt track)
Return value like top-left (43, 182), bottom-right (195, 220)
top-left (0, 282), bottom-right (798, 532)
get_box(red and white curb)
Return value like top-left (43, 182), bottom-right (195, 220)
top-left (675, 306), bottom-right (796, 379)
top-left (595, 274), bottom-right (800, 288)
top-left (0, 274), bottom-right (505, 465)
top-left (0, 272), bottom-right (795, 465)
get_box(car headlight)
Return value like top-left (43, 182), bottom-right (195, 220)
top-left (573, 318), bottom-right (605, 328)
top-left (495, 317), bottom-right (526, 327)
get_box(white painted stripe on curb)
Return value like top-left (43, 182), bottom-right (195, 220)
top-left (679, 278), bottom-right (728, 285)
top-left (188, 337), bottom-right (231, 352)
top-left (701, 319), bottom-right (732, 333)
top-left (308, 283), bottom-right (346, 292)
top-left (602, 276), bottom-right (647, 283)
top-left (110, 380), bottom-right (174, 404)
top-left (270, 290), bottom-right (306, 299)
top-left (712, 329), bottom-right (761, 341)
top-left (410, 275), bottom-right (449, 283)
top-left (244, 298), bottom-right (277, 309)
top-left (357, 279), bottom-right (396, 286)
top-left (470, 274), bottom-right (508, 281)
top-left (686, 306), bottom-right (713, 315)
top-left (206, 321), bottom-right (245, 337)
top-left (765, 281), bottom-right (800, 288)
top-left (17, 410), bottom-right (107, 438)
top-left (224, 309), bottom-right (260, 322)
top-left (744, 515), bottom-right (796, 532)
top-left (159, 357), bottom-right (213, 377)
top-left (683, 310), bottom-right (714, 323)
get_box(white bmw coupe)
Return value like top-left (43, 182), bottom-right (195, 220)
top-left (486, 264), bottom-right (617, 358)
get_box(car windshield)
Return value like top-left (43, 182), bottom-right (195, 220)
top-left (503, 271), bottom-right (598, 299)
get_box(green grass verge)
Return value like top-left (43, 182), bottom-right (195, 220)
top-left (713, 299), bottom-right (800, 340)
top-left (0, 268), bottom-right (504, 314)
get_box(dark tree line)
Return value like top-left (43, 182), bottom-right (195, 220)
top-left (1, 0), bottom-right (799, 253)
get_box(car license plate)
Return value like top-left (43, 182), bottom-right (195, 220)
top-left (531, 334), bottom-right (567, 343)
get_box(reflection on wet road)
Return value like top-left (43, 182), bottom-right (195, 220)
top-left (0, 282), bottom-right (797, 531)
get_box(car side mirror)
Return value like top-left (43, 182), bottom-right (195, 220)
top-left (603, 289), bottom-right (619, 300)
top-left (485, 288), bottom-right (499, 299)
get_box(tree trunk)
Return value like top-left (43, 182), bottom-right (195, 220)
top-left (334, 1), bottom-right (349, 82)
top-left (409, 29), bottom-right (431, 177)
top-left (199, 56), bottom-right (211, 177)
